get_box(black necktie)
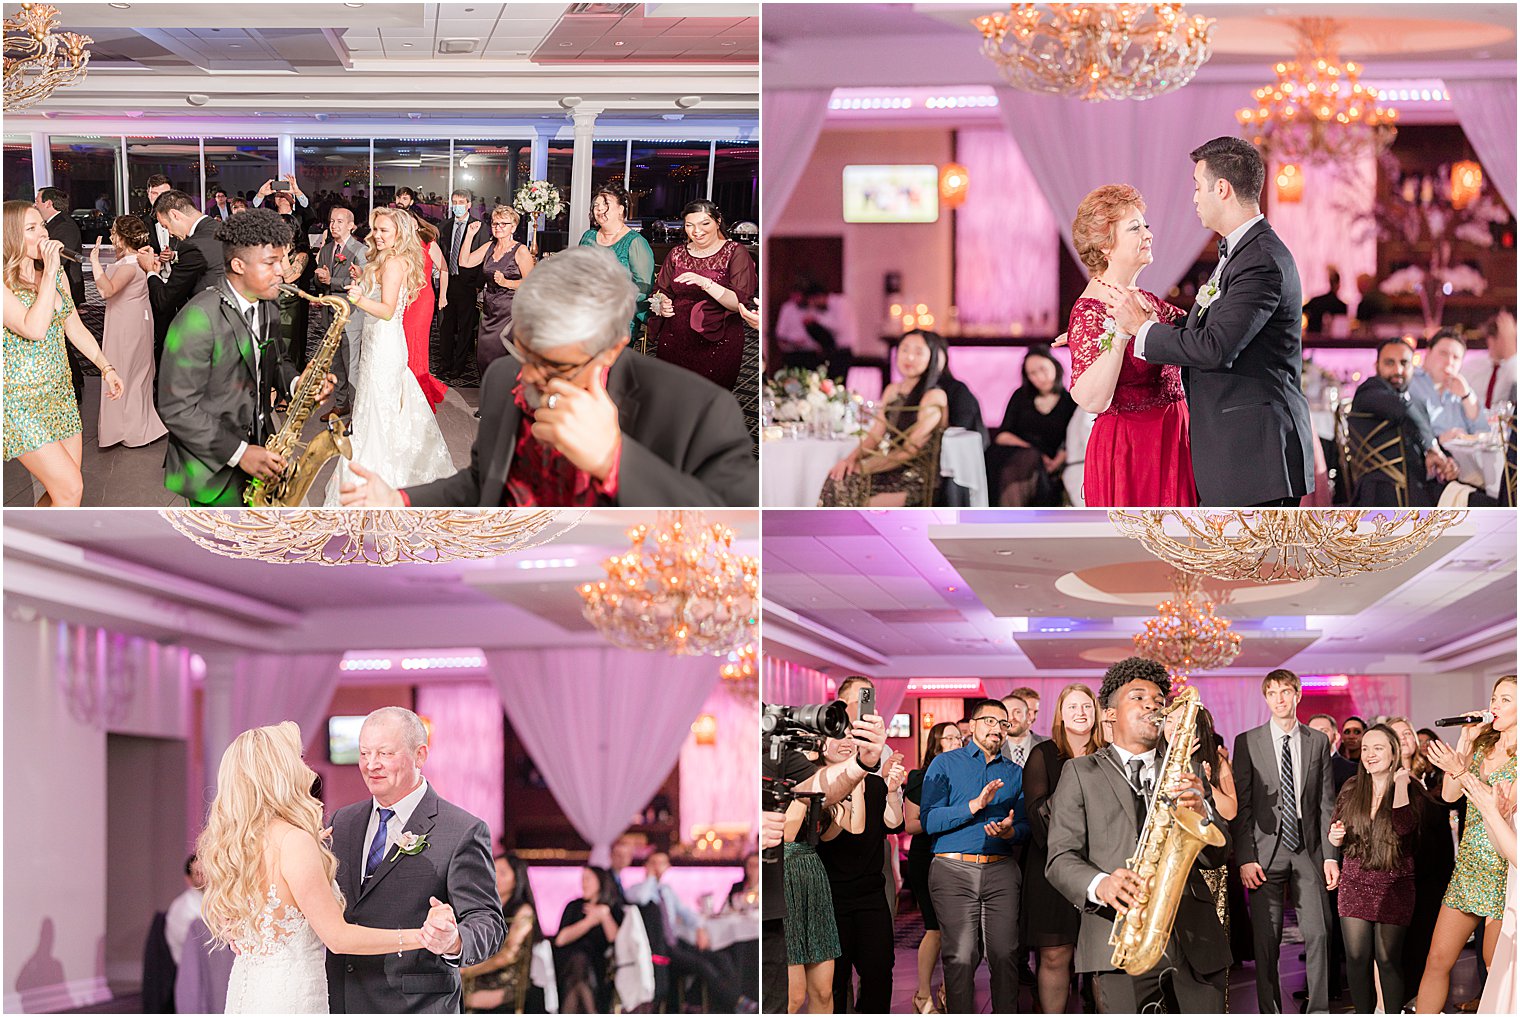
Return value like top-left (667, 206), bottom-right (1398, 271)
top-left (1128, 757), bottom-right (1149, 828)
top-left (1280, 733), bottom-right (1302, 852)
top-left (450, 222), bottom-right (465, 275)
top-left (1217, 236), bottom-right (1229, 262)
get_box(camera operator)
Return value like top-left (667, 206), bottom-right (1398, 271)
top-left (761, 696), bottom-right (886, 1015)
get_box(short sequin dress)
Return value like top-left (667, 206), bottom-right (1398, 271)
top-left (4, 273), bottom-right (82, 460)
top-left (1443, 746), bottom-right (1515, 920)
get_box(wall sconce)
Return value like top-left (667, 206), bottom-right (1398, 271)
top-left (1275, 163), bottom-right (1304, 203)
top-left (921, 712), bottom-right (935, 730)
top-left (940, 163), bottom-right (969, 209)
top-left (1452, 160), bottom-right (1483, 210)
top-left (691, 713), bottom-right (718, 745)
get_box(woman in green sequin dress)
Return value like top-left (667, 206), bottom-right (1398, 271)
top-left (2, 201), bottom-right (123, 505)
top-left (578, 182), bottom-right (653, 346)
top-left (1414, 675), bottom-right (1515, 1013)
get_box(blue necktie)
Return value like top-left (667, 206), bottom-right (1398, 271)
top-left (1280, 734), bottom-right (1302, 852)
top-left (365, 808), bottom-right (395, 880)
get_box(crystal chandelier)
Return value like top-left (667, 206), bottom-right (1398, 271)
top-left (1109, 509), bottom-right (1466, 582)
top-left (1236, 18), bottom-right (1397, 164)
top-left (721, 641), bottom-right (757, 683)
top-left (4, 3), bottom-right (92, 113)
top-left (1133, 570), bottom-right (1242, 682)
top-left (161, 509), bottom-right (583, 566)
top-left (972, 4), bottom-right (1215, 103)
top-left (580, 512), bottom-right (758, 657)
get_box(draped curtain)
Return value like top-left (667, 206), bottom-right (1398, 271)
top-left (202, 652), bottom-right (343, 794)
top-left (1447, 78), bottom-right (1518, 213)
top-left (761, 656), bottom-right (835, 705)
top-left (484, 648), bottom-right (718, 865)
top-left (995, 82), bottom-right (1251, 297)
top-left (678, 685), bottom-right (759, 841)
top-left (762, 88), bottom-right (833, 224)
top-left (415, 682), bottom-right (506, 848)
top-left (1267, 153), bottom-right (1377, 314)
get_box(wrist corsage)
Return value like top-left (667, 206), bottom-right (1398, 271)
top-left (1097, 315), bottom-right (1127, 353)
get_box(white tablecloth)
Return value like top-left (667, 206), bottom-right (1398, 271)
top-left (938, 427), bottom-right (989, 506)
top-left (761, 436), bottom-right (858, 506)
top-left (1446, 438), bottom-right (1505, 499)
top-left (705, 909), bottom-right (760, 951)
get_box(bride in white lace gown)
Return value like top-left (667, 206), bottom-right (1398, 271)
top-left (199, 722), bottom-right (426, 1014)
top-left (321, 207), bottom-right (453, 506)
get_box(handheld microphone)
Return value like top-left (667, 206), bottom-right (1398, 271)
top-left (1434, 710), bottom-right (1493, 727)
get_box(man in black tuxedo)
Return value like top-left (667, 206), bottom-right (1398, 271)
top-left (437, 188), bottom-right (492, 381)
top-left (208, 187), bottom-right (233, 222)
top-left (1233, 669), bottom-right (1338, 1014)
top-left (137, 190), bottom-right (226, 370)
top-left (35, 186), bottom-right (87, 402)
top-left (158, 209), bottom-right (332, 505)
top-left (1046, 657), bottom-right (1231, 1013)
top-left (1104, 136), bottom-right (1315, 507)
top-left (1349, 338), bottom-right (1459, 505)
top-left (340, 245), bottom-right (757, 507)
top-left (327, 707), bottom-right (505, 1013)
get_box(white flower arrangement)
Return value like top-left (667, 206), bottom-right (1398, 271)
top-left (1380, 264), bottom-right (1488, 297)
top-left (512, 180), bottom-right (564, 220)
top-left (766, 368), bottom-right (856, 431)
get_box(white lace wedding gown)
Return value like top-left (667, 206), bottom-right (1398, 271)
top-left (224, 884), bottom-right (328, 1014)
top-left (322, 285), bottom-right (454, 505)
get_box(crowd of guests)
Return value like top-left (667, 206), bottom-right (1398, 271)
top-left (3, 174), bottom-right (760, 506)
top-left (769, 666), bottom-right (1517, 1014)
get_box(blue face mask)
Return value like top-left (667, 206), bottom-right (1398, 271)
top-left (452, 204), bottom-right (469, 218)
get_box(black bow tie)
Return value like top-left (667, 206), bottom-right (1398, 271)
top-left (1217, 236), bottom-right (1229, 261)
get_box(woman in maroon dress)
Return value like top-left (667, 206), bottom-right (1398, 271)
top-left (1329, 724), bottom-right (1421, 1015)
top-left (1067, 184), bottom-right (1196, 506)
top-left (649, 199), bottom-right (756, 389)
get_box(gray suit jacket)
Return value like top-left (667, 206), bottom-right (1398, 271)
top-left (1046, 744), bottom-right (1232, 976)
top-left (325, 785), bottom-right (505, 1014)
top-left (1231, 721), bottom-right (1335, 869)
top-left (316, 236), bottom-right (368, 341)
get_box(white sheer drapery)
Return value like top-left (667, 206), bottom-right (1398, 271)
top-left (1447, 78), bottom-right (1518, 213)
top-left (995, 82), bottom-right (1251, 297)
top-left (762, 88), bottom-right (833, 224)
top-left (873, 678), bottom-right (912, 723)
top-left (484, 648), bottom-right (718, 865)
top-left (762, 656), bottom-right (835, 705)
top-left (1268, 153), bottom-right (1376, 316)
top-left (678, 685), bottom-right (760, 841)
top-left (202, 652), bottom-right (343, 794)
top-left (416, 682), bottom-right (506, 848)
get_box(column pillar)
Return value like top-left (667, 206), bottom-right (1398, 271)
top-left (31, 131), bottom-right (51, 190)
top-left (200, 652), bottom-right (240, 797)
top-left (277, 134), bottom-right (295, 178)
top-left (568, 108), bottom-right (601, 243)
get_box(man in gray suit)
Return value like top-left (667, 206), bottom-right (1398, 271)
top-left (1001, 687), bottom-right (1050, 767)
top-left (1233, 669), bottom-right (1339, 1013)
top-left (313, 205), bottom-right (369, 415)
top-left (1046, 657), bottom-right (1231, 1013)
top-left (326, 707), bottom-right (506, 1013)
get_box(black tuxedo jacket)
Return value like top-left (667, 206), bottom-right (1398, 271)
top-left (1045, 744), bottom-right (1232, 976)
top-left (404, 352), bottom-right (758, 507)
top-left (45, 210), bottom-right (87, 309)
top-left (148, 215), bottom-right (226, 329)
top-left (439, 215), bottom-right (491, 288)
top-left (1142, 218), bottom-right (1315, 505)
top-left (1232, 722), bottom-right (1336, 870)
top-left (326, 784), bottom-right (505, 1014)
top-left (157, 282), bottom-right (298, 505)
top-left (1349, 374), bottom-right (1444, 505)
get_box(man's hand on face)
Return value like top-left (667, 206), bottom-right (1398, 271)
top-left (529, 371), bottom-right (621, 482)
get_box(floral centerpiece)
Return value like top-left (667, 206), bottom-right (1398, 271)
top-left (765, 367), bottom-right (860, 435)
top-left (513, 179), bottom-right (564, 252)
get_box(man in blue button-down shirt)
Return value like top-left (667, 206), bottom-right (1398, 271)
top-left (920, 697), bottom-right (1031, 1013)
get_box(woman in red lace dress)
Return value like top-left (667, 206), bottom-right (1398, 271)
top-left (1068, 184), bottom-right (1197, 506)
top-left (402, 211), bottom-right (449, 411)
top-left (649, 199), bottom-right (756, 389)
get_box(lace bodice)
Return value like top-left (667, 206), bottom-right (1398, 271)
top-left (1069, 294), bottom-right (1186, 415)
top-left (225, 885), bottom-right (329, 1013)
top-left (232, 885), bottom-right (323, 958)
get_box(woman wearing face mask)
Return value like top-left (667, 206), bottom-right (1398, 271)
top-left (648, 199), bottom-right (756, 389)
top-left (578, 182), bottom-right (653, 344)
top-left (1067, 184), bottom-right (1196, 506)
top-left (818, 329), bottom-right (948, 507)
top-left (987, 344), bottom-right (1078, 506)
top-left (903, 722), bottom-right (963, 1013)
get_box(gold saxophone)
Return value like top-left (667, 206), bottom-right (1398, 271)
top-left (244, 284), bottom-right (353, 507)
top-left (1108, 685), bottom-right (1226, 975)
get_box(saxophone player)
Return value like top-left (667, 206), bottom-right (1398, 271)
top-left (1046, 657), bottom-right (1232, 1013)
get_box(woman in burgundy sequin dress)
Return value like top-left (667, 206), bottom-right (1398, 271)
top-left (1067, 185), bottom-right (1196, 506)
top-left (1329, 724), bottom-right (1421, 1015)
top-left (649, 199), bottom-right (756, 390)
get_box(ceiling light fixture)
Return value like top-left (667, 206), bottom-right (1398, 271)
top-left (1133, 570), bottom-right (1242, 683)
top-left (4, 3), bottom-right (94, 112)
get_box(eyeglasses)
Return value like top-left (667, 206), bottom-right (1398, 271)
top-left (974, 717), bottom-right (1011, 730)
top-left (505, 339), bottom-right (599, 382)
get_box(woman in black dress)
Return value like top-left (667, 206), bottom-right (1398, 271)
top-left (1022, 683), bottom-right (1106, 1014)
top-left (903, 721), bottom-right (963, 1013)
top-left (986, 344), bottom-right (1078, 506)
top-left (464, 853), bottom-right (544, 1013)
top-left (554, 866), bottom-right (623, 1012)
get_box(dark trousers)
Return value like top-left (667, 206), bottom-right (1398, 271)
top-left (831, 894), bottom-right (894, 1013)
top-left (929, 855), bottom-right (1021, 1013)
top-left (668, 939), bottom-right (742, 1012)
top-left (1249, 850), bottom-right (1331, 1013)
top-left (1093, 935), bottom-right (1226, 1013)
top-left (761, 918), bottom-right (786, 1015)
top-left (438, 276), bottom-right (481, 377)
top-left (1250, 495), bottom-right (1302, 507)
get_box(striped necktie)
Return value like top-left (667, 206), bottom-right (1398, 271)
top-left (1279, 734), bottom-right (1302, 851)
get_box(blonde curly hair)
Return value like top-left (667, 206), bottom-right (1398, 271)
top-left (196, 722), bottom-right (343, 946)
top-left (362, 206), bottom-right (429, 299)
top-left (1072, 184), bottom-right (1146, 275)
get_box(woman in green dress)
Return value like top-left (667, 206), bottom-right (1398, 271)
top-left (577, 182), bottom-right (653, 344)
top-left (1414, 674), bottom-right (1516, 1013)
top-left (2, 200), bottom-right (123, 505)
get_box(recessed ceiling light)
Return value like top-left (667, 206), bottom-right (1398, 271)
top-left (559, 42), bottom-right (574, 47)
top-left (614, 40), bottom-right (625, 46)
top-left (402, 42), bottom-right (414, 47)
top-left (109, 2), bottom-right (131, 8)
top-left (229, 43), bottom-right (242, 48)
top-left (344, 2), bottom-right (364, 7)
top-left (720, 41), bottom-right (737, 46)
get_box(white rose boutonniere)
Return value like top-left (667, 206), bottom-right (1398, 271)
top-left (1097, 315), bottom-right (1126, 353)
top-left (1196, 280), bottom-right (1222, 316)
top-left (387, 832), bottom-right (430, 862)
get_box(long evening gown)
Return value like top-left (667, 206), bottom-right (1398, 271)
top-left (99, 259), bottom-right (167, 448)
top-left (402, 247), bottom-right (447, 411)
top-left (476, 241), bottom-right (524, 381)
top-left (650, 240), bottom-right (756, 389)
top-left (1069, 293), bottom-right (1197, 506)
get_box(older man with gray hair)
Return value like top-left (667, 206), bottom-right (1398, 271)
top-left (342, 244), bottom-right (755, 506)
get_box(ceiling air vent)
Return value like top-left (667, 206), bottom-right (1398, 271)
top-left (566, 3), bottom-right (638, 16)
top-left (438, 38), bottom-right (479, 55)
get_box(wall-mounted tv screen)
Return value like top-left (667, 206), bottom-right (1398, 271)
top-left (843, 164), bottom-right (940, 223)
top-left (328, 715), bottom-right (365, 765)
top-left (888, 713), bottom-right (912, 739)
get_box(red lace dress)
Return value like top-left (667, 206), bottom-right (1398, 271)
top-left (1070, 293), bottom-right (1197, 507)
top-left (402, 245), bottom-right (448, 412)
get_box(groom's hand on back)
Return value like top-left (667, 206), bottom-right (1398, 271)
top-left (420, 895), bottom-right (461, 955)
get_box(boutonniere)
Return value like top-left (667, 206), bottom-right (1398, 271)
top-left (335, 251), bottom-right (347, 264)
top-left (1196, 280), bottom-right (1222, 314)
top-left (387, 832), bottom-right (429, 862)
top-left (1097, 315), bottom-right (1126, 353)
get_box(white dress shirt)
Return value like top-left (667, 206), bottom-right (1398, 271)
top-left (1134, 213), bottom-right (1266, 360)
top-left (1086, 744), bottom-right (1159, 904)
top-left (361, 777), bottom-right (431, 878)
top-left (1464, 353), bottom-right (1519, 411)
top-left (164, 886), bottom-right (203, 966)
top-left (1268, 717), bottom-right (1305, 812)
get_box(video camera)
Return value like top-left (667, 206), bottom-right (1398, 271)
top-left (760, 699), bottom-right (850, 815)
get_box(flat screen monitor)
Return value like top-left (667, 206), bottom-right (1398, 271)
top-left (888, 713), bottom-right (912, 739)
top-left (328, 715), bottom-right (365, 765)
top-left (842, 164), bottom-right (940, 223)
